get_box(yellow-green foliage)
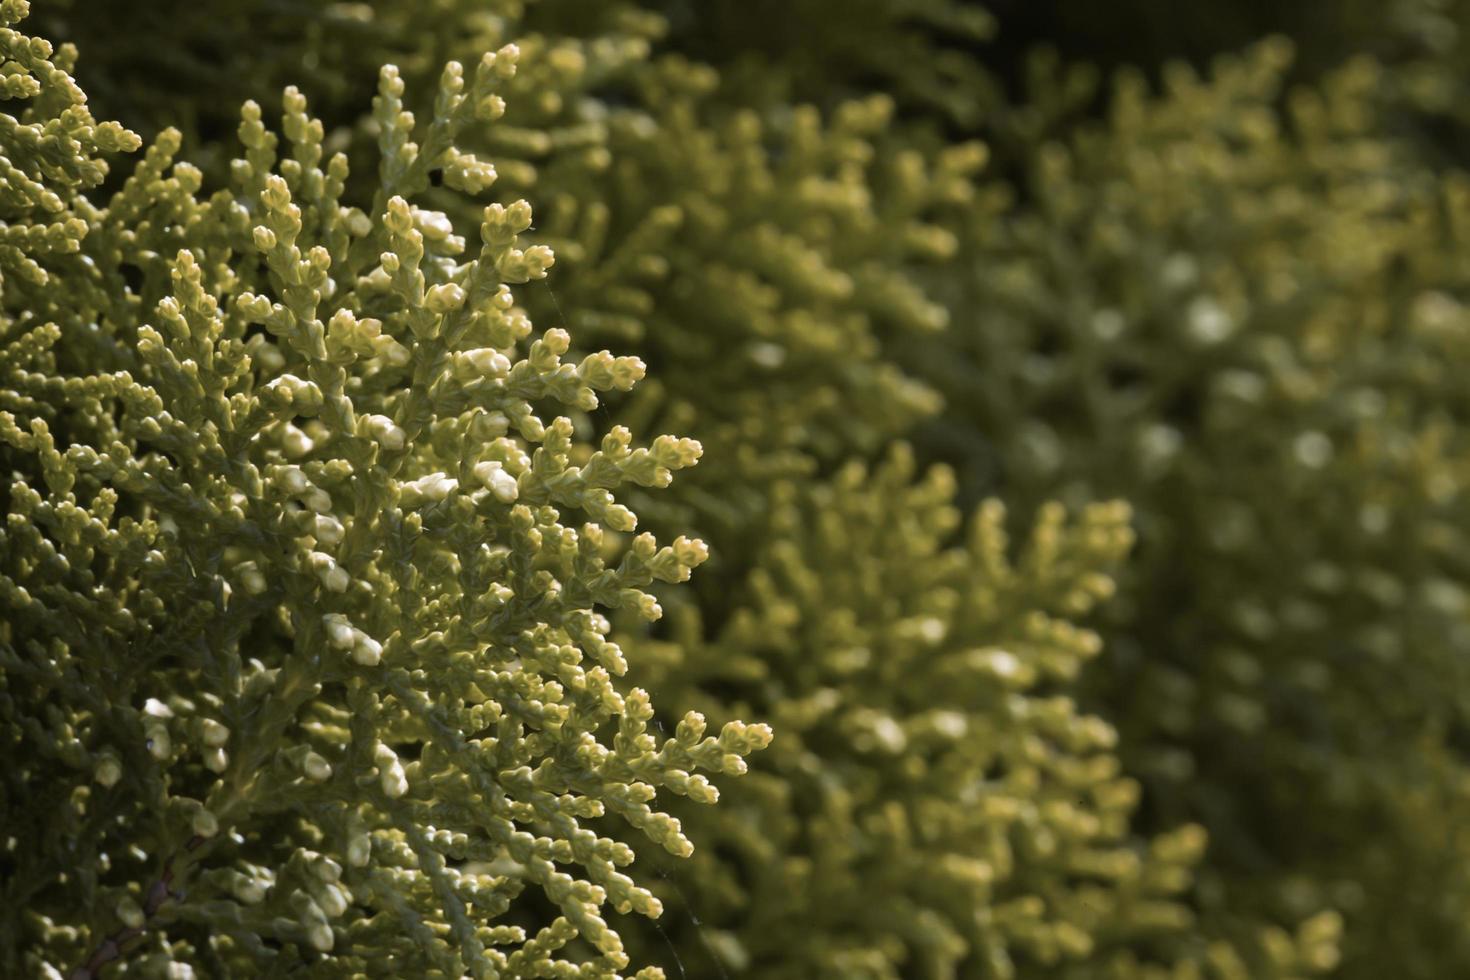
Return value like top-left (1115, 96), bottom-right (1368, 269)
top-left (7, 0), bottom-right (1469, 977)
top-left (37, 0), bottom-right (979, 557)
top-left (0, 5), bottom-right (770, 974)
top-left (515, 74), bottom-right (980, 561)
top-left (908, 41), bottom-right (1470, 978)
top-left (32, 0), bottom-right (663, 144)
top-left (621, 449), bottom-right (1340, 980)
top-left (650, 0), bottom-right (1001, 127)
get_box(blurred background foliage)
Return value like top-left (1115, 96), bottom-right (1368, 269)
top-left (29, 0), bottom-right (1470, 976)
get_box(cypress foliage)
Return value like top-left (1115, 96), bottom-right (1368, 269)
top-left (618, 448), bottom-right (1340, 979)
top-left (641, 5), bottom-right (1470, 974)
top-left (905, 43), bottom-right (1470, 978)
top-left (0, 5), bottom-right (770, 973)
top-left (4, 0), bottom-right (1468, 977)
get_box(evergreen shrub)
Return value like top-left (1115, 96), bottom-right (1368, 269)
top-left (2, 0), bottom-right (1466, 977)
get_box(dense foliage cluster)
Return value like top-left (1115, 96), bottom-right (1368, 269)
top-left (623, 451), bottom-right (1339, 979)
top-left (3, 0), bottom-right (1469, 977)
top-left (912, 43), bottom-right (1470, 978)
top-left (0, 6), bottom-right (770, 974)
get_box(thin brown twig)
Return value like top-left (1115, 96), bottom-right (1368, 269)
top-left (68, 834), bottom-right (206, 980)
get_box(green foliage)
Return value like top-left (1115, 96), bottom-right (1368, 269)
top-left (655, 6), bottom-right (1470, 974)
top-left (8, 0), bottom-right (1470, 977)
top-left (37, 0), bottom-right (977, 561)
top-left (516, 76), bottom-right (980, 571)
top-left (653, 0), bottom-right (1001, 126)
top-left (907, 41), bottom-right (1470, 979)
top-left (622, 449), bottom-right (1340, 980)
top-left (0, 6), bottom-right (769, 974)
top-left (32, 0), bottom-right (657, 142)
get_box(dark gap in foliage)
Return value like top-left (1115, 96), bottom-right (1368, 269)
top-left (1158, 379), bottom-right (1204, 431)
top-left (1104, 360), bottom-right (1148, 396)
top-left (118, 262), bottom-right (145, 297)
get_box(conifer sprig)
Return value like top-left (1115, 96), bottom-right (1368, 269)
top-left (0, 7), bottom-right (768, 975)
